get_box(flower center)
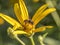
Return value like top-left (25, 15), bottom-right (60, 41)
top-left (23, 19), bottom-right (34, 33)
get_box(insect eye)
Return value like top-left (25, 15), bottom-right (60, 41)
top-left (24, 20), bottom-right (28, 22)
top-left (24, 19), bottom-right (33, 25)
top-left (28, 20), bottom-right (33, 24)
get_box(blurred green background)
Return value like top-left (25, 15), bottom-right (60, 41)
top-left (0, 0), bottom-right (60, 45)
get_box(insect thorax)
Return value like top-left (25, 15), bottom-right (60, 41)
top-left (23, 19), bottom-right (34, 34)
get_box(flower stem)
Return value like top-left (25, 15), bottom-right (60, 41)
top-left (38, 33), bottom-right (48, 45)
top-left (29, 33), bottom-right (35, 45)
top-left (38, 35), bottom-right (45, 45)
top-left (15, 35), bottom-right (25, 45)
top-left (29, 36), bottom-right (35, 45)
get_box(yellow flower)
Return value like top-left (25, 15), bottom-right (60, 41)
top-left (0, 0), bottom-right (56, 36)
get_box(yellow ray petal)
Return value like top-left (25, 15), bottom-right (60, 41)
top-left (32, 4), bottom-right (48, 22)
top-left (13, 30), bottom-right (28, 35)
top-left (33, 26), bottom-right (53, 32)
top-left (14, 3), bottom-right (24, 25)
top-left (19, 0), bottom-right (29, 20)
top-left (0, 13), bottom-right (22, 28)
top-left (7, 27), bottom-right (29, 36)
top-left (34, 8), bottom-right (56, 26)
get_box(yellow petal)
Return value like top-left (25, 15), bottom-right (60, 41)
top-left (33, 27), bottom-right (46, 32)
top-left (45, 26), bottom-right (53, 28)
top-left (33, 26), bottom-right (53, 32)
top-left (32, 4), bottom-right (48, 22)
top-left (19, 0), bottom-right (29, 20)
top-left (14, 3), bottom-right (24, 25)
top-left (7, 27), bottom-right (29, 36)
top-left (34, 8), bottom-right (56, 26)
top-left (0, 13), bottom-right (22, 28)
top-left (13, 30), bottom-right (28, 35)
